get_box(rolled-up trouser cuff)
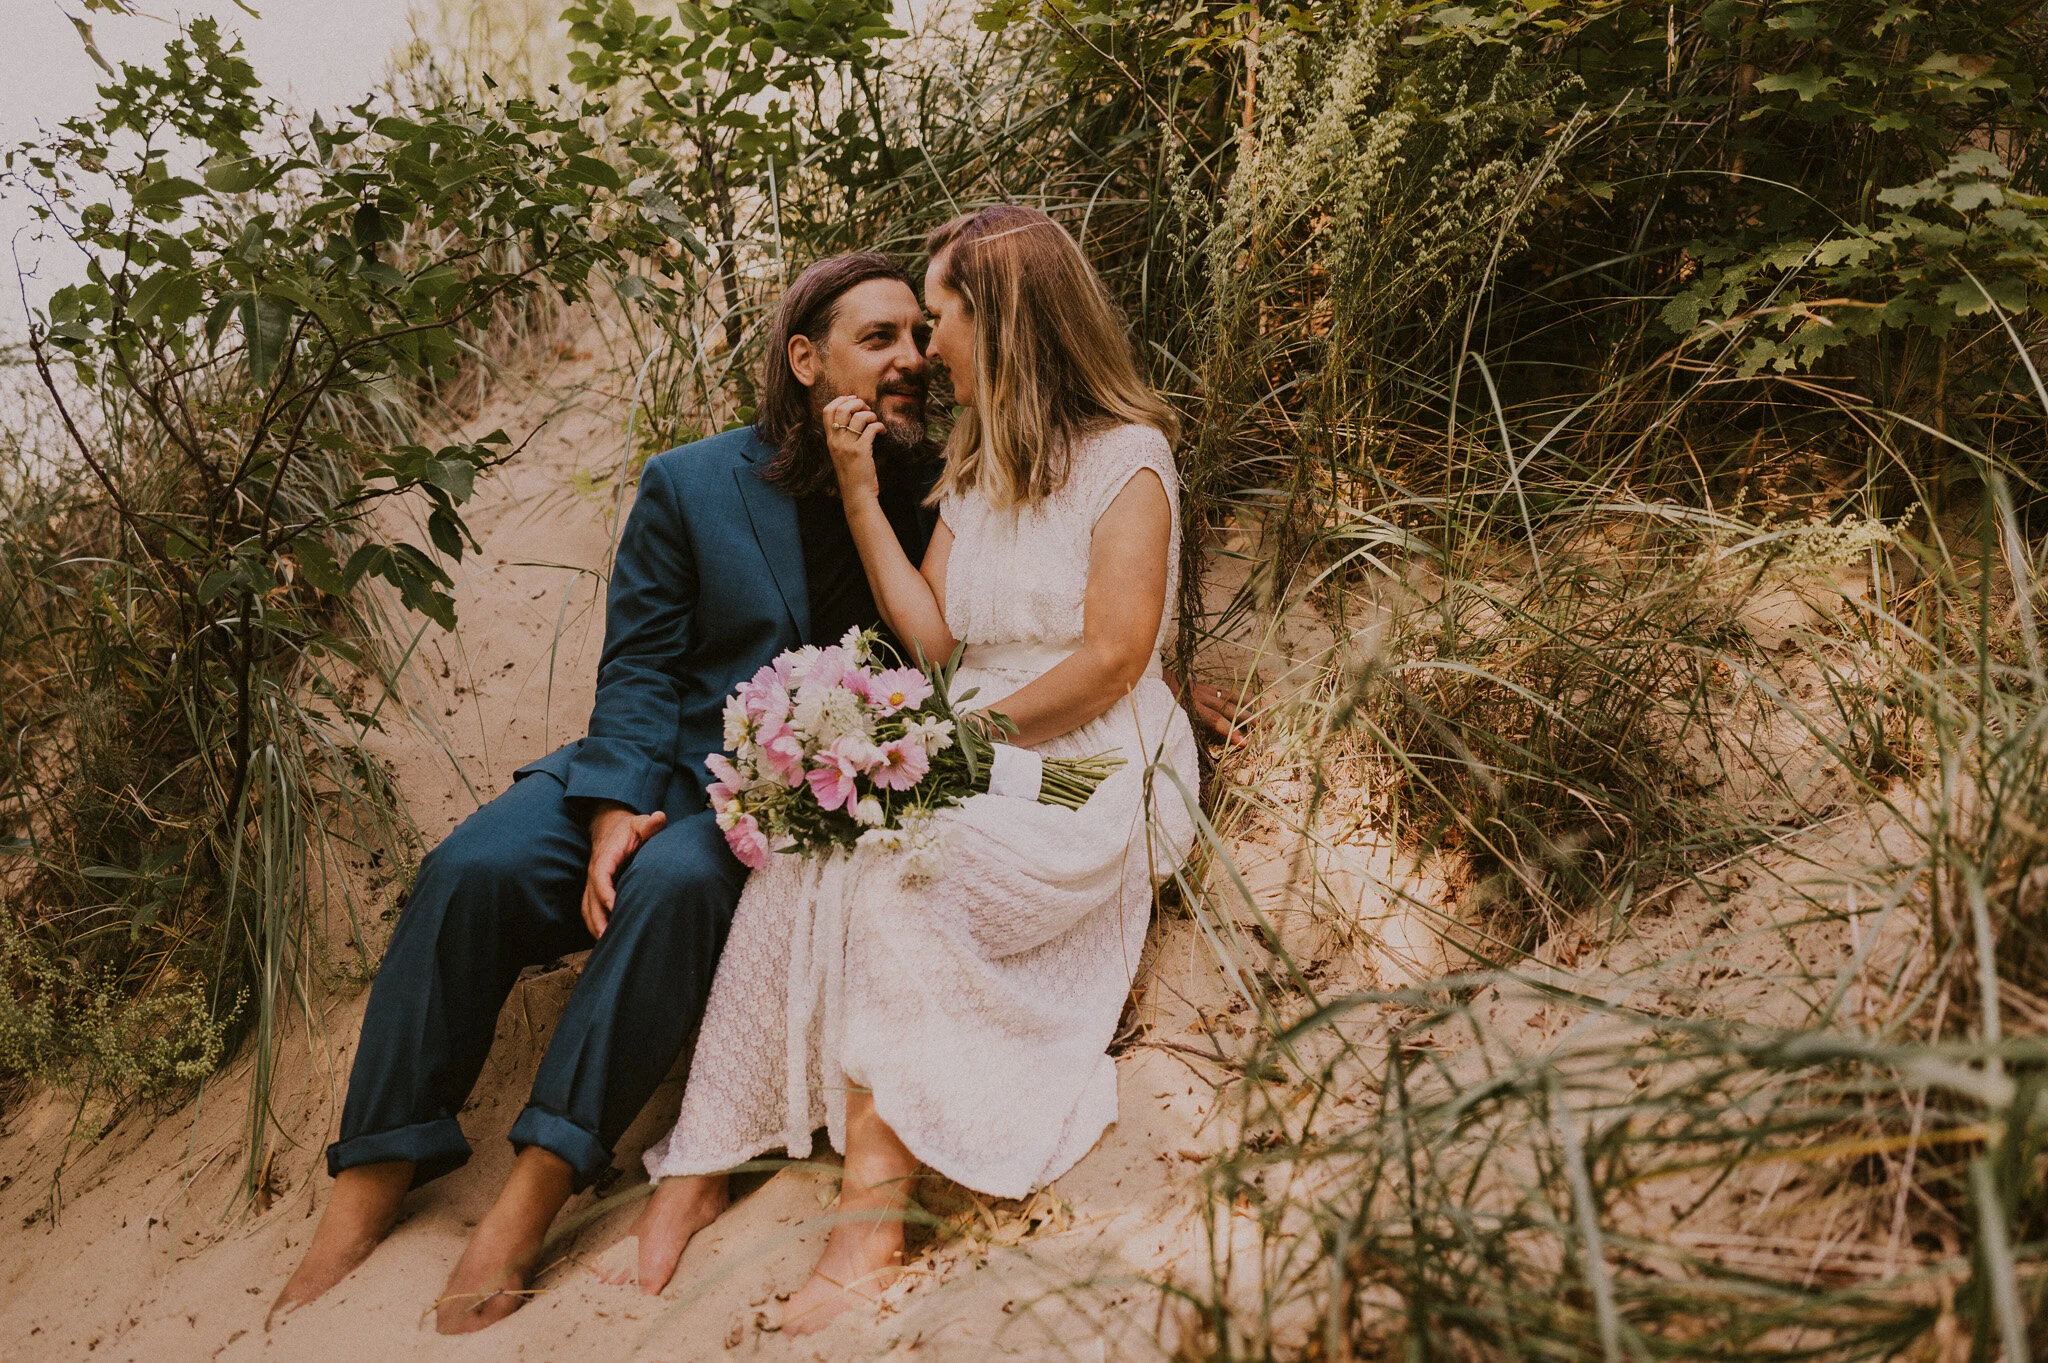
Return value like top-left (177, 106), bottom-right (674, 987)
top-left (327, 1117), bottom-right (472, 1189)
top-left (508, 1105), bottom-right (611, 1191)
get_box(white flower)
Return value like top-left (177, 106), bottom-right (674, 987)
top-left (714, 799), bottom-right (745, 832)
top-left (896, 820), bottom-right (950, 883)
top-left (793, 684), bottom-right (872, 747)
top-left (840, 624), bottom-right (869, 660)
top-left (902, 837), bottom-right (947, 884)
top-left (901, 716), bottom-right (955, 755)
top-left (857, 826), bottom-right (907, 853)
top-left (782, 645), bottom-right (823, 687)
top-left (722, 694), bottom-right (752, 749)
top-left (855, 813), bottom-right (947, 884)
top-left (851, 796), bottom-right (885, 827)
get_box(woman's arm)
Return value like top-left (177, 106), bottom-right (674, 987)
top-left (825, 395), bottom-right (958, 665)
top-left (975, 467), bottom-right (1171, 749)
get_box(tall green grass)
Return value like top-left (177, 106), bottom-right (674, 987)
top-left (1110, 4), bottom-right (2048, 1351)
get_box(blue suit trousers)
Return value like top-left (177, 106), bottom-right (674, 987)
top-left (326, 770), bottom-right (744, 1190)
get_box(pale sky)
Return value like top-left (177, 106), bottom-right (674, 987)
top-left (2, 0), bottom-right (423, 324)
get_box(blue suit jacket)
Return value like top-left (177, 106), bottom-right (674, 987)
top-left (516, 425), bottom-right (936, 819)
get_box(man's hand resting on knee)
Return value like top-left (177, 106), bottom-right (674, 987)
top-left (584, 803), bottom-right (668, 938)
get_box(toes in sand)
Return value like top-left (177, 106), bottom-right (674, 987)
top-left (779, 1213), bottom-right (904, 1338)
top-left (599, 1176), bottom-right (729, 1296)
top-left (434, 1224), bottom-right (544, 1334)
top-left (268, 1230), bottom-right (380, 1330)
top-left (268, 1163), bottom-right (414, 1330)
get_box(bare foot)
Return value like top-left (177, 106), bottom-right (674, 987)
top-left (593, 1175), bottom-right (728, 1294)
top-left (782, 1088), bottom-right (917, 1337)
top-left (434, 1148), bottom-right (575, 1334)
top-left (268, 1162), bottom-right (414, 1328)
top-left (781, 1196), bottom-right (907, 1336)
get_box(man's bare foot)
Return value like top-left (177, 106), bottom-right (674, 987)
top-left (781, 1197), bottom-right (907, 1336)
top-left (434, 1148), bottom-right (575, 1334)
top-left (268, 1161), bottom-right (414, 1328)
top-left (593, 1175), bottom-right (728, 1294)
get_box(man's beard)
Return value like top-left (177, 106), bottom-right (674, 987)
top-left (763, 376), bottom-right (934, 497)
top-left (818, 376), bottom-right (928, 468)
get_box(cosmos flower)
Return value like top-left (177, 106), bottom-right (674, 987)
top-left (868, 736), bottom-right (931, 792)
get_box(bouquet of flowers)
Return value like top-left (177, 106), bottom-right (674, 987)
top-left (708, 628), bottom-right (1123, 874)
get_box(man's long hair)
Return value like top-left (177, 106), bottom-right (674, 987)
top-left (756, 251), bottom-right (917, 496)
top-left (924, 205), bottom-right (1177, 511)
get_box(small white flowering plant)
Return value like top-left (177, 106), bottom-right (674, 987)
top-left (707, 628), bottom-right (1122, 874)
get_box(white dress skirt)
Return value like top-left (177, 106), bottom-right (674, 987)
top-left (642, 423), bottom-right (1199, 1198)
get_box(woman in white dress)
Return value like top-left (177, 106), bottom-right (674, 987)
top-left (604, 204), bottom-right (1199, 1332)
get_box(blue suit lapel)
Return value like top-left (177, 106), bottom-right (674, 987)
top-left (734, 442), bottom-right (811, 641)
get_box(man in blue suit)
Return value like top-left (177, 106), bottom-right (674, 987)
top-left (272, 252), bottom-right (939, 1330)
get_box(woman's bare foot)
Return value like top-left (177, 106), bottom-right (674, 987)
top-left (782, 1088), bottom-right (918, 1337)
top-left (780, 1194), bottom-right (908, 1335)
top-left (268, 1161), bottom-right (414, 1328)
top-left (593, 1174), bottom-right (729, 1294)
top-left (434, 1148), bottom-right (575, 1334)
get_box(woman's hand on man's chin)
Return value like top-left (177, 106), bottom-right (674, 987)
top-left (821, 394), bottom-right (884, 503)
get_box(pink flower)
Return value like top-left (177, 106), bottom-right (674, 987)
top-left (867, 668), bottom-right (933, 715)
top-left (725, 814), bottom-right (770, 869)
top-left (757, 724), bottom-right (807, 787)
top-left (805, 647), bottom-right (851, 693)
top-left (704, 752), bottom-right (745, 814)
top-left (839, 668), bottom-right (877, 704)
top-left (805, 754), bottom-right (861, 811)
top-left (868, 737), bottom-right (931, 792)
top-left (741, 675), bottom-right (791, 728)
top-left (804, 737), bottom-right (880, 811)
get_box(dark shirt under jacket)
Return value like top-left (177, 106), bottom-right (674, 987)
top-left (796, 468), bottom-right (931, 655)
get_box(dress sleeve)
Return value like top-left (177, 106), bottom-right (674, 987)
top-left (1084, 424), bottom-right (1179, 529)
top-left (937, 491), bottom-right (962, 530)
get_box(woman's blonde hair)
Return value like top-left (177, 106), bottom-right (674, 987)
top-left (924, 205), bottom-right (1178, 509)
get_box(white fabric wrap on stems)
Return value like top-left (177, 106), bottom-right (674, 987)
top-left (986, 743), bottom-right (1044, 802)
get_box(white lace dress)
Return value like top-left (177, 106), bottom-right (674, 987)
top-left (641, 423), bottom-right (1200, 1198)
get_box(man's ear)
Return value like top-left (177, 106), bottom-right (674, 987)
top-left (788, 334), bottom-right (820, 388)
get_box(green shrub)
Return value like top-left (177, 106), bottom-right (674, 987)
top-left (1, 13), bottom-right (681, 1187)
